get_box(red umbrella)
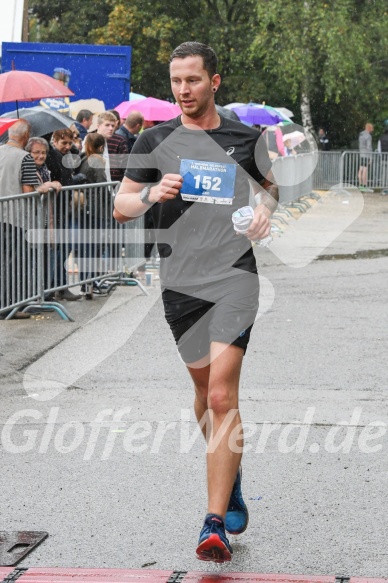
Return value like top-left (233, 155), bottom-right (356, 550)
top-left (0, 118), bottom-right (19, 136)
top-left (115, 97), bottom-right (181, 121)
top-left (0, 70), bottom-right (74, 103)
top-left (0, 70), bottom-right (75, 118)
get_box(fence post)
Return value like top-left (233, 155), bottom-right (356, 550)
top-left (340, 151), bottom-right (346, 188)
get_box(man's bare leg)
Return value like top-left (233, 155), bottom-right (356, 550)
top-left (187, 342), bottom-right (244, 518)
top-left (358, 165), bottom-right (367, 186)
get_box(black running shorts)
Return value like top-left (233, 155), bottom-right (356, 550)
top-left (162, 274), bottom-right (260, 364)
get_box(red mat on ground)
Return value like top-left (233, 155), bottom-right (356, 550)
top-left (182, 575), bottom-right (336, 582)
top-left (350, 580), bottom-right (388, 583)
top-left (0, 568), bottom-right (13, 579)
top-left (16, 569), bottom-right (173, 582)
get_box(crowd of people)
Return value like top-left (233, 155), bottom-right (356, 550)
top-left (1, 94), bottom-right (388, 320)
top-left (0, 108), bottom-right (146, 318)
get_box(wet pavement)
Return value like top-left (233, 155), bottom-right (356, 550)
top-left (0, 191), bottom-right (387, 577)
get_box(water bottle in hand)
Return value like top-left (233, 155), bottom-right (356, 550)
top-left (232, 206), bottom-right (273, 247)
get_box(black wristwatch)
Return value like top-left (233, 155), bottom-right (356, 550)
top-left (140, 185), bottom-right (153, 206)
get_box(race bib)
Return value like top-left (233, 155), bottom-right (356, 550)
top-left (180, 159), bottom-right (237, 204)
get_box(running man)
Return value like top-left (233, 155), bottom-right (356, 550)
top-left (113, 42), bottom-right (278, 563)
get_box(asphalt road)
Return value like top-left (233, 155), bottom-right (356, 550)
top-left (1, 191), bottom-right (387, 577)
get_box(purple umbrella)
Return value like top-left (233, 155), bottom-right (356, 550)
top-left (231, 103), bottom-right (284, 125)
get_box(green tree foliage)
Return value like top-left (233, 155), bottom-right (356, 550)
top-left (91, 0), bottom-right (264, 104)
top-left (253, 0), bottom-right (388, 144)
top-left (29, 0), bottom-right (111, 44)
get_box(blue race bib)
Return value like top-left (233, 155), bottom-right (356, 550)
top-left (180, 159), bottom-right (237, 205)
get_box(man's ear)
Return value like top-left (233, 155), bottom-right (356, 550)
top-left (212, 73), bottom-right (221, 92)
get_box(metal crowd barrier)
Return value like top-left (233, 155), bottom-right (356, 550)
top-left (272, 152), bottom-right (316, 205)
top-left (340, 151), bottom-right (388, 189)
top-left (0, 182), bottom-right (146, 321)
top-left (313, 151), bottom-right (343, 189)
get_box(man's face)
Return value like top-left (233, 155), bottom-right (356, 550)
top-left (318, 129), bottom-right (324, 137)
top-left (170, 55), bottom-right (219, 119)
top-left (97, 120), bottom-right (115, 139)
top-left (83, 117), bottom-right (93, 130)
top-left (53, 136), bottom-right (72, 155)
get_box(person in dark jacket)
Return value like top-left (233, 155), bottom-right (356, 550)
top-left (45, 128), bottom-right (88, 300)
top-left (116, 111), bottom-right (144, 153)
top-left (76, 133), bottom-right (109, 296)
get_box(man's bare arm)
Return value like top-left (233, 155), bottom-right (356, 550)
top-left (113, 174), bottom-right (183, 224)
top-left (245, 175), bottom-right (279, 242)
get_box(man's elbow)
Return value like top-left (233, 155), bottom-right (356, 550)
top-left (113, 208), bottom-right (133, 223)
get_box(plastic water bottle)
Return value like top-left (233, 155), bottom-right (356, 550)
top-left (231, 206), bottom-right (273, 247)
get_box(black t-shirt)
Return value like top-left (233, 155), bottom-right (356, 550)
top-left (125, 115), bottom-right (271, 289)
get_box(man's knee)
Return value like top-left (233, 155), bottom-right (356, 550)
top-left (207, 384), bottom-right (238, 416)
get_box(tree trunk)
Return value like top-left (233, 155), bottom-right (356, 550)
top-left (300, 89), bottom-right (314, 135)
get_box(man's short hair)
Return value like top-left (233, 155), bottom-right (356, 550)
top-left (97, 111), bottom-right (117, 125)
top-left (125, 111), bottom-right (144, 129)
top-left (52, 128), bottom-right (73, 142)
top-left (8, 119), bottom-right (31, 139)
top-left (170, 41), bottom-right (218, 79)
top-left (76, 109), bottom-right (93, 123)
top-left (107, 109), bottom-right (120, 123)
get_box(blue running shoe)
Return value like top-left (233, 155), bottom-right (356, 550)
top-left (225, 468), bottom-right (249, 534)
top-left (196, 514), bottom-right (233, 563)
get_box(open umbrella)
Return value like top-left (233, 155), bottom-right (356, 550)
top-left (115, 97), bottom-right (181, 121)
top-left (231, 103), bottom-right (287, 125)
top-left (0, 70), bottom-right (74, 116)
top-left (1, 106), bottom-right (74, 141)
top-left (0, 118), bottom-right (19, 136)
top-left (282, 130), bottom-right (306, 148)
top-left (273, 106), bottom-right (294, 118)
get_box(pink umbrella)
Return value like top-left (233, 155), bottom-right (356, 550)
top-left (115, 97), bottom-right (181, 121)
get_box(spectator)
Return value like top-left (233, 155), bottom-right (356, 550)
top-left (116, 111), bottom-right (144, 153)
top-left (76, 133), bottom-right (108, 296)
top-left (94, 112), bottom-right (116, 182)
top-left (46, 128), bottom-right (78, 186)
top-left (105, 110), bottom-right (128, 182)
top-left (46, 128), bottom-right (85, 301)
top-left (25, 137), bottom-right (62, 294)
top-left (358, 123), bottom-right (374, 192)
top-left (107, 109), bottom-right (121, 132)
top-left (283, 138), bottom-right (296, 156)
top-left (318, 128), bottom-right (330, 151)
top-left (263, 126), bottom-right (285, 159)
top-left (26, 137), bottom-right (62, 192)
top-left (70, 124), bottom-right (82, 153)
top-left (0, 120), bottom-right (40, 319)
top-left (377, 120), bottom-right (388, 195)
top-left (74, 109), bottom-right (94, 140)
